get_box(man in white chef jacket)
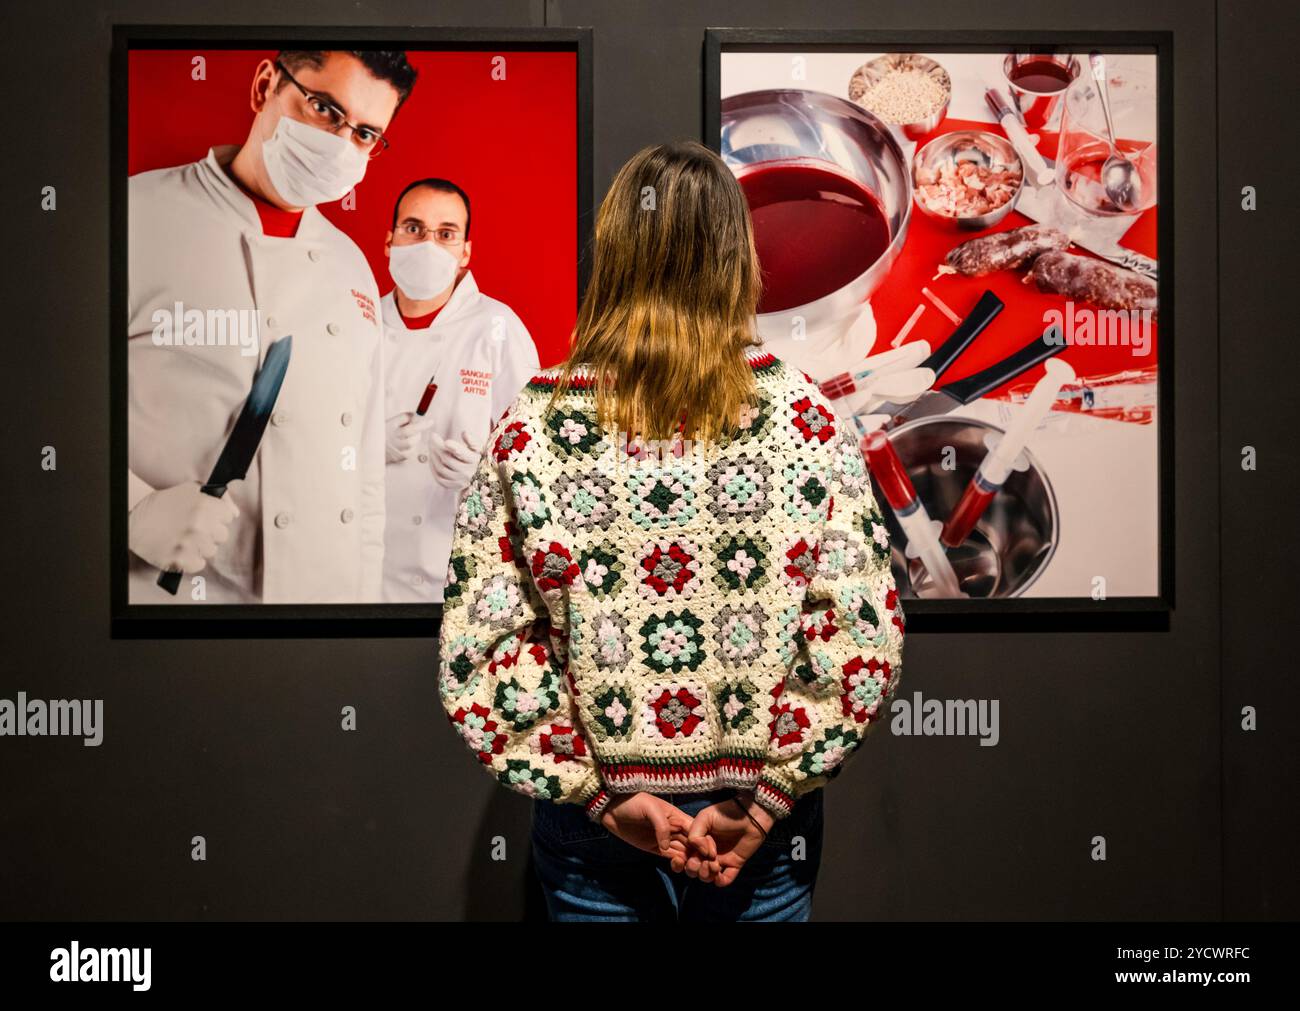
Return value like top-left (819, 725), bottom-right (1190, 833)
top-left (379, 178), bottom-right (539, 603)
top-left (127, 50), bottom-right (419, 603)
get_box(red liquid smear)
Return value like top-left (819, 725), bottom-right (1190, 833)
top-left (739, 161), bottom-right (891, 314)
top-left (1009, 59), bottom-right (1074, 94)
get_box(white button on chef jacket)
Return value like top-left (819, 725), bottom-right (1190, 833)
top-left (379, 273), bottom-right (538, 604)
top-left (127, 145), bottom-right (387, 604)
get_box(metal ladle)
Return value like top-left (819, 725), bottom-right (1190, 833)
top-left (1089, 51), bottom-right (1142, 212)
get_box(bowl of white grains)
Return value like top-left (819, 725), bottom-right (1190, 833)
top-left (848, 53), bottom-right (951, 140)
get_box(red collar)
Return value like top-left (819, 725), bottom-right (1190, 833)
top-left (398, 303), bottom-right (445, 330)
top-left (252, 198), bottom-right (304, 238)
top-left (225, 164), bottom-right (304, 237)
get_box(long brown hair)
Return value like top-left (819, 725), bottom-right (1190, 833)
top-left (547, 141), bottom-right (762, 446)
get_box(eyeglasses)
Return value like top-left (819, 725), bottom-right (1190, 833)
top-left (395, 221), bottom-right (465, 246)
top-left (274, 59), bottom-right (390, 159)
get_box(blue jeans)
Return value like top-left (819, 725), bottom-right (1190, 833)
top-left (530, 787), bottom-right (824, 922)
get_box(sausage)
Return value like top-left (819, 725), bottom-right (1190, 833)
top-left (1030, 250), bottom-right (1158, 318)
top-left (944, 224), bottom-right (1071, 276)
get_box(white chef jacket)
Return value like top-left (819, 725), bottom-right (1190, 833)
top-left (127, 145), bottom-right (387, 604)
top-left (379, 274), bottom-right (538, 603)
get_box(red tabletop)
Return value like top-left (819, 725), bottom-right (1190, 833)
top-left (868, 116), bottom-right (1158, 401)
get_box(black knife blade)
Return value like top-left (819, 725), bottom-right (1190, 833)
top-left (884, 324), bottom-right (1065, 430)
top-left (156, 335), bottom-right (293, 595)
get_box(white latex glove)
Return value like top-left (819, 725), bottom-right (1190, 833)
top-left (854, 366), bottom-right (937, 416)
top-left (128, 479), bottom-right (242, 574)
top-left (385, 412), bottom-right (436, 464)
top-left (429, 429), bottom-right (484, 489)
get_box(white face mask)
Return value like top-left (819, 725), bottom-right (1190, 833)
top-left (388, 241), bottom-right (461, 301)
top-left (261, 114), bottom-right (369, 208)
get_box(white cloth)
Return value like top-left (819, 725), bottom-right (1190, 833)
top-left (127, 145), bottom-right (387, 604)
top-left (379, 276), bottom-right (538, 603)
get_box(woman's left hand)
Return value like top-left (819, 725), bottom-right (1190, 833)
top-left (677, 793), bottom-right (776, 887)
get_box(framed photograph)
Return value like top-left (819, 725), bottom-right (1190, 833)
top-left (111, 25), bottom-right (592, 636)
top-left (705, 30), bottom-right (1172, 620)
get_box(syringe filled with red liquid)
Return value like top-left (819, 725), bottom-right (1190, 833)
top-left (863, 428), bottom-right (964, 598)
top-left (415, 374), bottom-right (438, 416)
top-left (819, 340), bottom-right (931, 402)
top-left (941, 358), bottom-right (1075, 549)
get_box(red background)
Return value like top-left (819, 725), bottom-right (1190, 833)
top-left (128, 49), bottom-right (578, 366)
top-left (868, 116), bottom-right (1159, 402)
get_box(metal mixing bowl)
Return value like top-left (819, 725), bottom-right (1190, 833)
top-left (912, 130), bottom-right (1025, 230)
top-left (876, 417), bottom-right (1059, 599)
top-left (720, 89), bottom-right (913, 335)
top-left (847, 52), bottom-right (952, 141)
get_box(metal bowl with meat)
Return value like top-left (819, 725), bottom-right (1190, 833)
top-left (912, 130), bottom-right (1024, 230)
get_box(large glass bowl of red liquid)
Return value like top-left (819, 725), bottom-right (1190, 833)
top-left (720, 89), bottom-right (912, 334)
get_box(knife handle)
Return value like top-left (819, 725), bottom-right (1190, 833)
top-left (941, 325), bottom-right (1066, 406)
top-left (919, 290), bottom-right (1004, 380)
top-left (155, 483), bottom-right (230, 596)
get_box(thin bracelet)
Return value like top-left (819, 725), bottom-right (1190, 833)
top-left (734, 792), bottom-right (768, 838)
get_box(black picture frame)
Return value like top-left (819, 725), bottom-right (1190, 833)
top-left (110, 24), bottom-right (594, 639)
top-left (704, 28), bottom-right (1175, 630)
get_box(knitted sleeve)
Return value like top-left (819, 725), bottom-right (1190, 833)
top-left (753, 422), bottom-right (906, 819)
top-left (436, 403), bottom-right (611, 823)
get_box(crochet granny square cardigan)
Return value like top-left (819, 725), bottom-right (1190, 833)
top-left (435, 349), bottom-right (905, 822)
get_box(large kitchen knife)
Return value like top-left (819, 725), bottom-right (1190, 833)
top-left (916, 289), bottom-right (1004, 379)
top-left (884, 324), bottom-right (1066, 430)
top-left (156, 335), bottom-right (293, 595)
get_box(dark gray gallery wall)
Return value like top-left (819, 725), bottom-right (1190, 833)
top-left (1217, 0), bottom-right (1299, 921)
top-left (0, 0), bottom-right (1292, 922)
